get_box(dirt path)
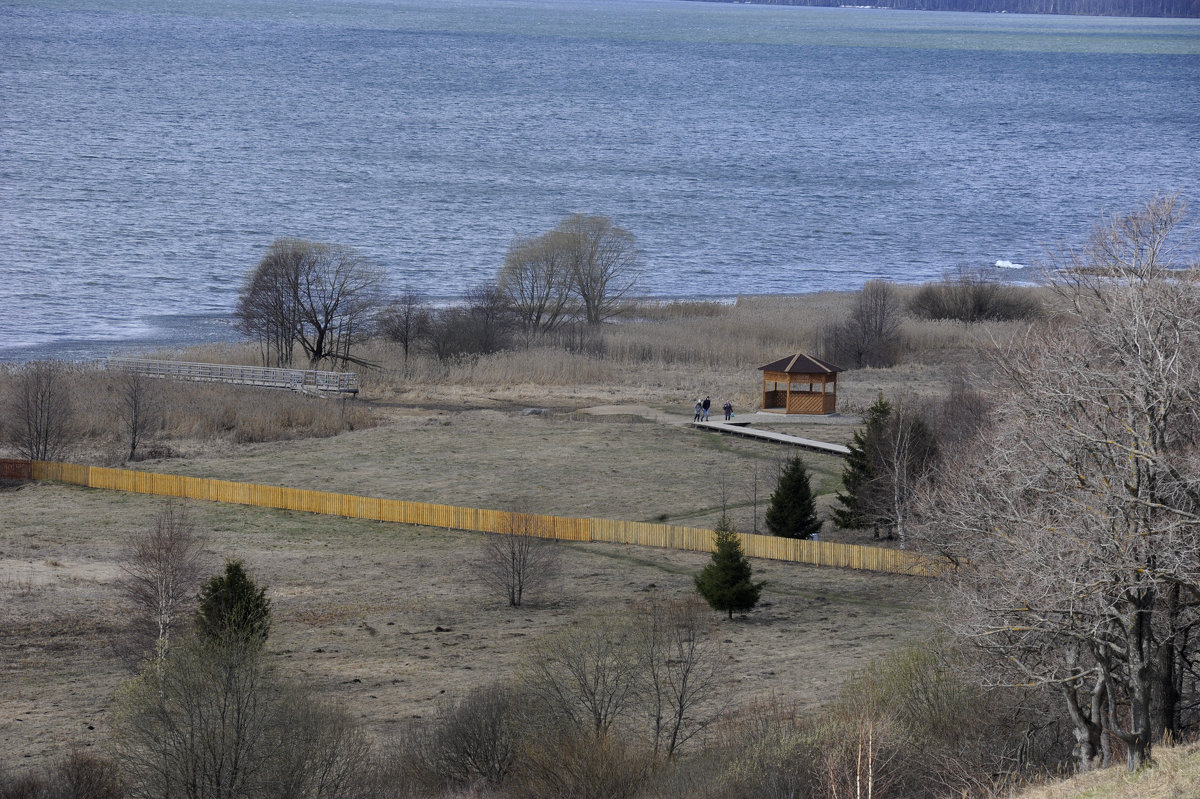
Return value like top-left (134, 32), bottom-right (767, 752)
top-left (575, 404), bottom-right (689, 425)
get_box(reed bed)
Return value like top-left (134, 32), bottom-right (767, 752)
top-left (2, 289), bottom-right (1040, 464)
top-left (0, 362), bottom-right (375, 463)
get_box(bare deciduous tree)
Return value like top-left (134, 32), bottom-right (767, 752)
top-left (835, 395), bottom-right (938, 545)
top-left (633, 594), bottom-right (726, 759)
top-left (526, 612), bottom-right (641, 737)
top-left (499, 233), bottom-right (577, 338)
top-left (403, 682), bottom-right (525, 791)
top-left (118, 504), bottom-right (207, 672)
top-left (918, 194), bottom-right (1200, 772)
top-left (2, 360), bottom-right (75, 461)
top-left (264, 687), bottom-right (374, 799)
top-left (377, 289), bottom-right (429, 375)
top-left (111, 367), bottom-right (163, 462)
top-left (558, 214), bottom-right (640, 326)
top-left (822, 698), bottom-right (903, 799)
top-left (115, 632), bottom-right (275, 799)
top-left (822, 279), bottom-right (904, 368)
top-left (235, 238), bottom-right (384, 368)
top-left (462, 279), bottom-right (515, 355)
top-left (116, 566), bottom-right (371, 799)
top-left (476, 511), bottom-right (560, 607)
top-left (866, 397), bottom-right (938, 549)
top-left (234, 243), bottom-right (299, 367)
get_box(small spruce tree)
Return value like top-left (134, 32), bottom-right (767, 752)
top-left (832, 394), bottom-right (891, 529)
top-left (764, 455), bottom-right (823, 539)
top-left (694, 518), bottom-right (764, 620)
top-left (195, 559), bottom-right (271, 648)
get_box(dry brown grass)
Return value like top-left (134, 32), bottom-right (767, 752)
top-left (1, 481), bottom-right (931, 773)
top-left (0, 288), bottom-right (1051, 781)
top-left (1004, 741), bottom-right (1200, 799)
top-left (0, 364), bottom-right (377, 465)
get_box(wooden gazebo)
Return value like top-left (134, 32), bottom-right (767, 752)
top-left (758, 353), bottom-right (843, 415)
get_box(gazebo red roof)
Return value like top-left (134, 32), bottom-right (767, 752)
top-left (758, 353), bottom-right (843, 375)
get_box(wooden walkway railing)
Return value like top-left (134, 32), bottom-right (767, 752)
top-left (108, 358), bottom-right (359, 394)
top-left (21, 461), bottom-right (945, 577)
top-left (691, 420), bottom-right (851, 455)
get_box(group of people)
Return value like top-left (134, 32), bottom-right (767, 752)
top-left (693, 396), bottom-right (734, 422)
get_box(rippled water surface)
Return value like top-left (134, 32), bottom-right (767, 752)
top-left (2, 0), bottom-right (1198, 360)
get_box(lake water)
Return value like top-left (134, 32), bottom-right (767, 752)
top-left (2, 0), bottom-right (1198, 361)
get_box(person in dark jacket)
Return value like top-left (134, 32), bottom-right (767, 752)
top-left (723, 400), bottom-right (733, 420)
top-left (702, 396), bottom-right (711, 421)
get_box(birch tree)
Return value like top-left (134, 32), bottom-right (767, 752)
top-left (118, 505), bottom-right (207, 672)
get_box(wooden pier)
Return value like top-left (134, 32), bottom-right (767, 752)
top-left (107, 357), bottom-right (359, 394)
top-left (691, 420), bottom-right (851, 456)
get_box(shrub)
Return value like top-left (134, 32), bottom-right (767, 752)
top-left (819, 280), bottom-right (904, 369)
top-left (398, 682), bottom-right (526, 792)
top-left (0, 751), bottom-right (125, 799)
top-left (909, 268), bottom-right (1041, 323)
top-left (195, 559), bottom-right (271, 647)
top-left (512, 725), bottom-right (652, 799)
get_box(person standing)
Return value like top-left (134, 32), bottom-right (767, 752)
top-left (702, 396), bottom-right (711, 421)
top-left (694, 399), bottom-right (703, 422)
top-left (723, 400), bottom-right (733, 421)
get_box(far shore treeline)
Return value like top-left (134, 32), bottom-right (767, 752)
top-left (689, 0), bottom-right (1200, 19)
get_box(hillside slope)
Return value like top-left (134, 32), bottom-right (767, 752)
top-left (1013, 742), bottom-right (1200, 799)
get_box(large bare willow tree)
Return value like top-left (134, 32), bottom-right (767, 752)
top-left (919, 195), bottom-right (1200, 772)
top-left (498, 214), bottom-right (640, 334)
top-left (498, 233), bottom-right (577, 338)
top-left (235, 238), bottom-right (384, 368)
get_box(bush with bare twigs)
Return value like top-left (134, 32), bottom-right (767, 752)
top-left (909, 267), bottom-right (1042, 324)
top-left (1, 360), bottom-right (77, 461)
top-left (0, 751), bottom-right (125, 799)
top-left (475, 511), bottom-right (561, 607)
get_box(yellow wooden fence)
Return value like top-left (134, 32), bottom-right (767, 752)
top-left (26, 461), bottom-right (943, 577)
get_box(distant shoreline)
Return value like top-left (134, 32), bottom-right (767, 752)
top-left (0, 270), bottom-right (1045, 365)
top-left (682, 0), bottom-right (1200, 20)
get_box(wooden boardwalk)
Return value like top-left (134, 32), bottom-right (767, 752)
top-left (691, 420), bottom-right (851, 455)
top-left (108, 357), bottom-right (359, 394)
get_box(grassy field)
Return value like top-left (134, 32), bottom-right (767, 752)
top-left (129, 406), bottom-right (859, 536)
top-left (1, 480), bottom-right (931, 772)
top-left (3, 291), bottom-right (1028, 777)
